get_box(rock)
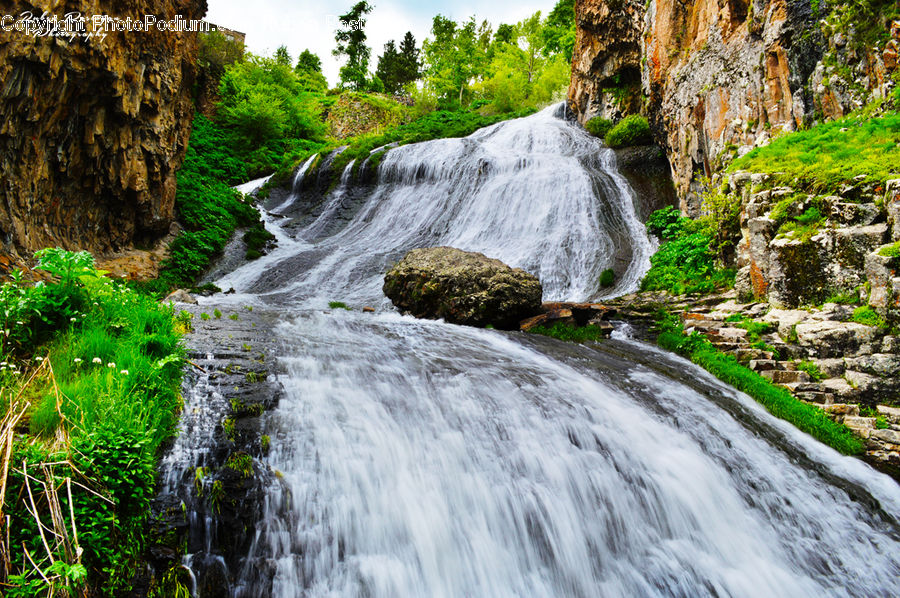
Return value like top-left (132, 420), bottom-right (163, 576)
top-left (749, 359), bottom-right (778, 371)
top-left (761, 309), bottom-right (810, 340)
top-left (825, 404), bottom-right (860, 417)
top-left (363, 306), bottom-right (376, 313)
top-left (761, 370), bottom-right (811, 385)
top-left (886, 180), bottom-right (900, 241)
top-left (794, 320), bottom-right (883, 358)
top-left (866, 249), bottom-right (900, 323)
top-left (383, 247), bottom-right (543, 330)
top-left (0, 1), bottom-right (203, 257)
top-left (822, 377), bottom-right (858, 400)
top-left (164, 289), bottom-right (198, 305)
top-left (843, 354), bottom-right (900, 378)
top-left (872, 428), bottom-right (900, 446)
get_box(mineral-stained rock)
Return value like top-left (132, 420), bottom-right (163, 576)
top-left (383, 247), bottom-right (543, 329)
top-left (0, 0), bottom-right (205, 261)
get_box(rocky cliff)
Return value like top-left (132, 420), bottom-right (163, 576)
top-left (568, 0), bottom-right (899, 213)
top-left (0, 0), bottom-right (206, 271)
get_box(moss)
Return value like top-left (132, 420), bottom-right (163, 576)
top-left (852, 305), bottom-right (888, 328)
top-left (528, 322), bottom-right (609, 343)
top-left (605, 115), bottom-right (653, 148)
top-left (599, 269), bottom-right (616, 288)
top-left (879, 241), bottom-right (900, 258)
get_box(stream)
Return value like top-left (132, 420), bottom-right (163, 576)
top-left (165, 104), bottom-right (900, 597)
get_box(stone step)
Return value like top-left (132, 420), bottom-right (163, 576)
top-left (718, 327), bottom-right (749, 339)
top-left (711, 342), bottom-right (741, 352)
top-left (796, 392), bottom-right (835, 405)
top-left (825, 403), bottom-right (859, 417)
top-left (732, 349), bottom-right (764, 363)
top-left (777, 361), bottom-right (798, 371)
top-left (761, 370), bottom-right (811, 384)
top-left (844, 417), bottom-right (877, 439)
top-left (749, 359), bottom-right (778, 372)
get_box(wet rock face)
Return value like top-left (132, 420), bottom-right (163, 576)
top-left (0, 0), bottom-right (205, 259)
top-left (383, 247), bottom-right (543, 330)
top-left (568, 1), bottom-right (898, 212)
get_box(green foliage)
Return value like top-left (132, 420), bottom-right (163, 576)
top-left (585, 117), bottom-right (614, 138)
top-left (641, 208), bottom-right (735, 295)
top-left (599, 269), bottom-right (616, 288)
top-left (700, 181), bottom-right (741, 262)
top-left (730, 112), bottom-right (900, 190)
top-left (796, 360), bottom-right (825, 381)
top-left (724, 315), bottom-right (774, 343)
top-left (376, 33), bottom-right (421, 94)
top-left (328, 301), bottom-right (352, 310)
top-left (852, 305), bottom-right (888, 328)
top-left (656, 317), bottom-right (864, 456)
top-left (824, 288), bottom-right (861, 305)
top-left (605, 115), bottom-right (653, 148)
top-left (334, 1), bottom-right (375, 90)
top-left (529, 321), bottom-right (609, 343)
top-left (542, 0), bottom-right (576, 61)
top-left (878, 241), bottom-right (900, 258)
top-left (2, 250), bottom-right (185, 595)
top-left (243, 224), bottom-right (276, 260)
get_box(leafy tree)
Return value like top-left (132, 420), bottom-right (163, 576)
top-left (295, 49), bottom-right (328, 92)
top-left (422, 15), bottom-right (488, 107)
top-left (295, 49), bottom-right (322, 74)
top-left (494, 23), bottom-right (516, 45)
top-left (274, 45), bottom-right (292, 66)
top-left (333, 1), bottom-right (375, 91)
top-left (543, 0), bottom-right (576, 61)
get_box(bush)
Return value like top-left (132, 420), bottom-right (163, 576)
top-left (641, 207), bottom-right (735, 295)
top-left (605, 115), bottom-right (653, 148)
top-left (852, 305), bottom-right (888, 328)
top-left (1, 250), bottom-right (185, 595)
top-left (584, 117), bottom-right (613, 138)
top-left (599, 269), bottom-right (615, 288)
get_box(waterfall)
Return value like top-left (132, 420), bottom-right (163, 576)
top-left (166, 104), bottom-right (900, 597)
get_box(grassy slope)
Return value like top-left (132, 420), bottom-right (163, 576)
top-left (730, 112), bottom-right (900, 191)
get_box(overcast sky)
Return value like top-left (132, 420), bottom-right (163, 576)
top-left (205, 0), bottom-right (555, 87)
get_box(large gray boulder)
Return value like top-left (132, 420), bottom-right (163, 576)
top-left (383, 247), bottom-right (543, 329)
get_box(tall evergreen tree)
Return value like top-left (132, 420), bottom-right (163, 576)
top-left (397, 31), bottom-right (421, 87)
top-left (295, 49), bottom-right (322, 74)
top-left (376, 40), bottom-right (402, 94)
top-left (333, 1), bottom-right (374, 91)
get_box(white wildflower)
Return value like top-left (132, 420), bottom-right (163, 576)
top-left (107, 362), bottom-right (116, 368)
top-left (120, 370), bottom-right (129, 375)
top-left (92, 357), bottom-right (102, 364)
top-left (74, 358), bottom-right (82, 364)
top-left (70, 317), bottom-right (76, 322)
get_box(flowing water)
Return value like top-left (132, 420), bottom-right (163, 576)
top-left (174, 104), bottom-right (900, 597)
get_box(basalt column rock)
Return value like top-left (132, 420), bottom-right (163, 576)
top-left (0, 0), bottom-right (206, 264)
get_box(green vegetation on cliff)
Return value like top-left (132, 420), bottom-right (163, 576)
top-left (641, 206), bottom-right (736, 295)
top-left (731, 112), bottom-right (900, 190)
top-left (0, 250), bottom-right (185, 596)
top-left (656, 314), bottom-right (865, 456)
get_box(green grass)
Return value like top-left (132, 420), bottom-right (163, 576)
top-left (528, 321), bottom-right (608, 343)
top-left (879, 241), bottom-right (900, 258)
top-left (796, 360), bottom-right (825, 381)
top-left (599, 269), bottom-right (615, 288)
top-left (1, 250), bottom-right (185, 595)
top-left (656, 319), bottom-right (864, 456)
top-left (730, 112), bottom-right (900, 191)
top-left (851, 305), bottom-right (888, 328)
top-left (328, 301), bottom-right (352, 310)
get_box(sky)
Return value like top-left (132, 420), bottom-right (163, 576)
top-left (205, 0), bottom-right (555, 87)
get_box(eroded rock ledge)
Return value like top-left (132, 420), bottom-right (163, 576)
top-left (0, 0), bottom-right (205, 267)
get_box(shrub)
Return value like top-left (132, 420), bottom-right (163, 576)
top-left (599, 269), bottom-right (615, 288)
top-left (605, 115), bottom-right (653, 148)
top-left (852, 305), bottom-right (888, 328)
top-left (585, 117), bottom-right (614, 138)
top-left (529, 321), bottom-right (609, 343)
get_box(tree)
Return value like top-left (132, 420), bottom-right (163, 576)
top-left (543, 0), bottom-right (576, 61)
top-left (274, 45), bottom-right (292, 67)
top-left (397, 32), bottom-right (421, 88)
top-left (422, 15), bottom-right (488, 107)
top-left (295, 49), bottom-right (322, 74)
top-left (333, 1), bottom-right (374, 91)
top-left (376, 40), bottom-right (402, 94)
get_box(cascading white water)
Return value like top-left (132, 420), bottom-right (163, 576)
top-left (183, 105), bottom-right (900, 597)
top-left (215, 104), bottom-right (654, 306)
